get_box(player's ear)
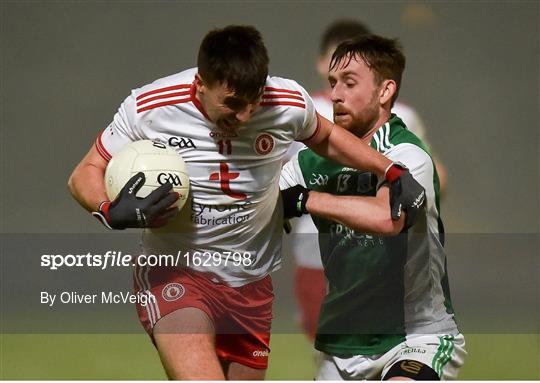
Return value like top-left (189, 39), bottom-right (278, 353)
top-left (194, 73), bottom-right (206, 94)
top-left (379, 79), bottom-right (397, 106)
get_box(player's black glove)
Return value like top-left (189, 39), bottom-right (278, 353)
top-left (92, 172), bottom-right (179, 230)
top-left (385, 163), bottom-right (426, 229)
top-left (281, 185), bottom-right (310, 219)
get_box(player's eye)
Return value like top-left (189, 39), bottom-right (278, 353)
top-left (224, 97), bottom-right (247, 111)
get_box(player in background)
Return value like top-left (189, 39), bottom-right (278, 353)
top-left (285, 19), bottom-right (447, 342)
top-left (280, 34), bottom-right (465, 380)
top-left (68, 26), bottom-right (425, 380)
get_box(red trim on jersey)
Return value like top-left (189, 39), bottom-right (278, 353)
top-left (300, 113), bottom-right (321, 142)
top-left (190, 81), bottom-right (211, 121)
top-left (136, 84), bottom-right (191, 101)
top-left (95, 132), bottom-right (112, 161)
top-left (95, 144), bottom-right (111, 162)
top-left (136, 97), bottom-right (191, 113)
top-left (261, 94), bottom-right (305, 102)
top-left (259, 101), bottom-right (306, 109)
top-left (263, 86), bottom-right (301, 95)
top-left (136, 90), bottom-right (191, 107)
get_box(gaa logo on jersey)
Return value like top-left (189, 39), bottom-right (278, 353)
top-left (168, 136), bottom-right (196, 149)
top-left (254, 133), bottom-right (274, 155)
top-left (162, 283), bottom-right (185, 302)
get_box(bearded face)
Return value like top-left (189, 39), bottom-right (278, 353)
top-left (329, 56), bottom-right (382, 137)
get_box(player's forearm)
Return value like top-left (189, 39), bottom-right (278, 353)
top-left (306, 191), bottom-right (403, 235)
top-left (309, 123), bottom-right (391, 178)
top-left (68, 162), bottom-right (108, 213)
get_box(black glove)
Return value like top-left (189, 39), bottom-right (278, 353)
top-left (281, 185), bottom-right (310, 219)
top-left (385, 163), bottom-right (426, 229)
top-left (93, 172), bottom-right (179, 229)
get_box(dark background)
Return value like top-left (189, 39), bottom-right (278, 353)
top-left (2, 1), bottom-right (538, 234)
top-left (1, 0), bottom-right (539, 379)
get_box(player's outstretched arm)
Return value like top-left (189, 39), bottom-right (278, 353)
top-left (282, 185), bottom-right (405, 235)
top-left (303, 115), bottom-right (390, 177)
top-left (303, 114), bottom-right (425, 226)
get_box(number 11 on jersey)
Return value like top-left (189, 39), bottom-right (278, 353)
top-left (218, 139), bottom-right (232, 155)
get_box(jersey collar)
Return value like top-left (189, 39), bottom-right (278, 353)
top-left (190, 81), bottom-right (211, 121)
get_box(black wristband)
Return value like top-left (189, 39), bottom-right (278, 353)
top-left (281, 185), bottom-right (310, 219)
top-left (296, 188), bottom-right (309, 215)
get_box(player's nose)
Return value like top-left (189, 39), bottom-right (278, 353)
top-left (330, 84), bottom-right (343, 103)
top-left (235, 105), bottom-right (255, 123)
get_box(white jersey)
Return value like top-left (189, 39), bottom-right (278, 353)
top-left (312, 93), bottom-right (334, 121)
top-left (285, 93), bottom-right (429, 270)
top-left (280, 93), bottom-right (329, 269)
top-left (97, 68), bottom-right (319, 286)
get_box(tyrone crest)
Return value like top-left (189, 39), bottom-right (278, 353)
top-left (162, 283), bottom-right (185, 302)
top-left (254, 133), bottom-right (274, 155)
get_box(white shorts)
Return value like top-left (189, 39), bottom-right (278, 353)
top-left (317, 334), bottom-right (466, 380)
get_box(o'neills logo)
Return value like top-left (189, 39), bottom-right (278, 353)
top-left (254, 133), bottom-right (274, 155)
top-left (252, 350), bottom-right (269, 357)
top-left (162, 283), bottom-right (185, 302)
top-left (209, 131), bottom-right (238, 138)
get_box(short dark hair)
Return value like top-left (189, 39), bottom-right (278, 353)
top-left (320, 20), bottom-right (371, 55)
top-left (330, 34), bottom-right (405, 106)
top-left (198, 25), bottom-right (269, 102)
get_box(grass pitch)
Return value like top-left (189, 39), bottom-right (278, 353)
top-left (1, 333), bottom-right (538, 379)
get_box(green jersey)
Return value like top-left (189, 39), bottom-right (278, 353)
top-left (280, 115), bottom-right (458, 356)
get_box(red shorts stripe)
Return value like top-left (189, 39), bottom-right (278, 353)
top-left (136, 98), bottom-right (191, 113)
top-left (135, 264), bottom-right (162, 326)
top-left (136, 84), bottom-right (191, 101)
top-left (264, 86), bottom-right (302, 95)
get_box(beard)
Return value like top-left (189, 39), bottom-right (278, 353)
top-left (349, 101), bottom-right (380, 137)
top-left (334, 91), bottom-right (380, 138)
